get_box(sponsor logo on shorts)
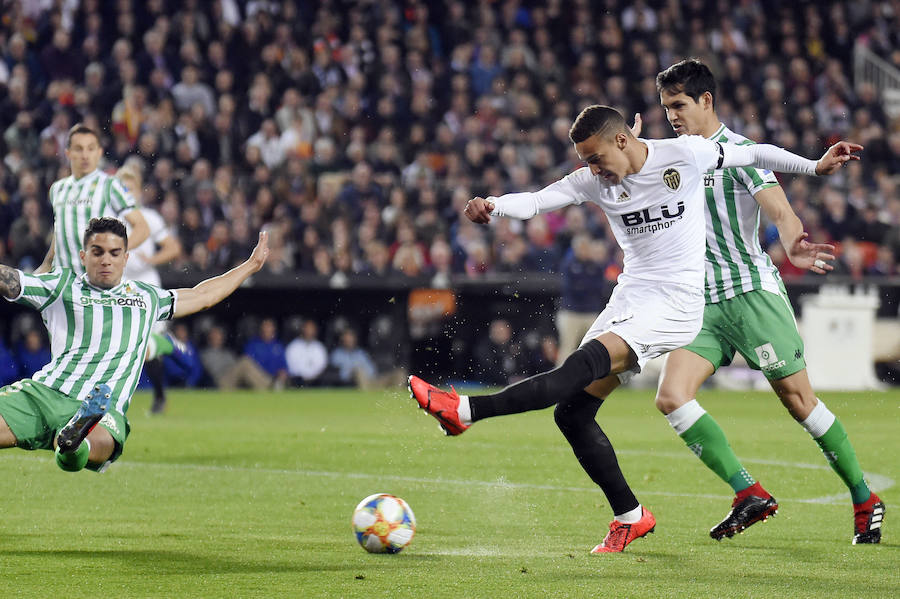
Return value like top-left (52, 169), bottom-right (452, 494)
top-left (688, 443), bottom-right (703, 457)
top-left (755, 342), bottom-right (786, 372)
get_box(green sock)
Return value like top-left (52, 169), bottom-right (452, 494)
top-left (680, 413), bottom-right (754, 493)
top-left (55, 439), bottom-right (90, 472)
top-left (813, 419), bottom-right (870, 504)
top-left (146, 332), bottom-right (174, 360)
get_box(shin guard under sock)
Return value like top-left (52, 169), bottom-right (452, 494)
top-left (555, 390), bottom-right (639, 515)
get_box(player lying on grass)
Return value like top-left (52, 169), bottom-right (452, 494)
top-left (0, 217), bottom-right (269, 472)
top-left (409, 104), bottom-right (861, 553)
top-left (651, 58), bottom-right (883, 545)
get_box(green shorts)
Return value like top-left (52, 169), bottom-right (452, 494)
top-left (684, 287), bottom-right (805, 380)
top-left (0, 379), bottom-right (130, 471)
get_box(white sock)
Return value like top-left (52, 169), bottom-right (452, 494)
top-left (800, 398), bottom-right (835, 439)
top-left (664, 399), bottom-right (706, 435)
top-left (615, 505), bottom-right (643, 524)
top-left (458, 395), bottom-right (472, 425)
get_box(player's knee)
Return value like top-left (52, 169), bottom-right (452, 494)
top-left (778, 390), bottom-right (816, 421)
top-left (654, 388), bottom-right (688, 415)
top-left (560, 340), bottom-right (612, 383)
top-left (554, 392), bottom-right (603, 435)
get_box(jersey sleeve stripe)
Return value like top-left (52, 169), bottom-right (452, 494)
top-left (39, 269), bottom-right (73, 311)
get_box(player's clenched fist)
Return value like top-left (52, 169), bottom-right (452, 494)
top-left (464, 197), bottom-right (495, 224)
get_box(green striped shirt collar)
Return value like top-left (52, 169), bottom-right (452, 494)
top-left (71, 169), bottom-right (102, 183)
top-left (707, 123), bottom-right (727, 140)
top-left (79, 273), bottom-right (129, 295)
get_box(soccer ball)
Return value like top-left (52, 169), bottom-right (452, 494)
top-left (351, 493), bottom-right (416, 553)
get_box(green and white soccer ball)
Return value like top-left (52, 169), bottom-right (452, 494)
top-left (351, 493), bottom-right (416, 553)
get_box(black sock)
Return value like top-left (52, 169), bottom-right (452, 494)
top-left (470, 340), bottom-right (611, 421)
top-left (554, 390), bottom-right (639, 515)
top-left (146, 358), bottom-right (166, 412)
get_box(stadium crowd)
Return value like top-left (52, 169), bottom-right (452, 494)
top-left (0, 0), bottom-right (898, 387)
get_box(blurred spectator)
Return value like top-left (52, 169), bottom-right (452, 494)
top-left (473, 318), bottom-right (528, 385)
top-left (285, 319), bottom-right (328, 386)
top-left (8, 196), bottom-right (50, 270)
top-left (329, 328), bottom-right (377, 387)
top-left (243, 317), bottom-right (289, 389)
top-left (0, 338), bottom-right (17, 387)
top-left (200, 325), bottom-right (272, 391)
top-left (163, 323), bottom-right (204, 388)
top-left (556, 235), bottom-right (614, 365)
top-left (16, 329), bottom-right (51, 379)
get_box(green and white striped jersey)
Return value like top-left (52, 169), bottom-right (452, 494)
top-left (7, 268), bottom-right (176, 415)
top-left (49, 169), bottom-right (137, 274)
top-left (703, 124), bottom-right (781, 303)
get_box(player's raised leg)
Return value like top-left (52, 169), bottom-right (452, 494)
top-left (56, 384), bottom-right (111, 454)
top-left (409, 336), bottom-right (617, 434)
top-left (657, 349), bottom-right (777, 540)
top-left (770, 370), bottom-right (884, 544)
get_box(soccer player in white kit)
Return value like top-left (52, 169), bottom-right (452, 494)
top-left (118, 164), bottom-right (184, 414)
top-left (408, 105), bottom-right (861, 553)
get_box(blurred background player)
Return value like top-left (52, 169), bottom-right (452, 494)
top-left (555, 234), bottom-right (614, 366)
top-left (653, 59), bottom-right (883, 544)
top-left (35, 124), bottom-right (150, 275)
top-left (117, 162), bottom-right (184, 414)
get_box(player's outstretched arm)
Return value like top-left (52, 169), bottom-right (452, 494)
top-left (173, 231), bottom-right (269, 317)
top-left (720, 140), bottom-right (863, 177)
top-left (0, 265), bottom-right (22, 299)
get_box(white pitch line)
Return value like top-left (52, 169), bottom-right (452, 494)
top-left (3, 452), bottom-right (891, 505)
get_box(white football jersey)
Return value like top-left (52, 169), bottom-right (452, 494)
top-left (491, 136), bottom-right (721, 290)
top-left (124, 207), bottom-right (170, 286)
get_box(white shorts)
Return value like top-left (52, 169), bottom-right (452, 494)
top-left (580, 280), bottom-right (704, 382)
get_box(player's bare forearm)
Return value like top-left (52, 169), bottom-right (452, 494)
top-left (0, 265), bottom-right (22, 299)
top-left (125, 211), bottom-right (150, 249)
top-left (35, 236), bottom-right (55, 274)
top-left (173, 231), bottom-right (269, 317)
top-left (147, 236), bottom-right (182, 266)
top-left (756, 187), bottom-right (803, 249)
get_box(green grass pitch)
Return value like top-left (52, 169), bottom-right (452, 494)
top-left (0, 387), bottom-right (896, 598)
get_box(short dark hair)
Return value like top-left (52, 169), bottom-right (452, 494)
top-left (83, 217), bottom-right (128, 248)
top-left (66, 123), bottom-right (100, 148)
top-left (568, 105), bottom-right (627, 144)
top-left (656, 58), bottom-right (717, 107)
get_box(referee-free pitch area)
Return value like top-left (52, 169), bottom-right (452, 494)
top-left (0, 388), bottom-right (896, 598)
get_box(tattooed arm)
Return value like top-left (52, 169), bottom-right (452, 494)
top-left (0, 265), bottom-right (22, 300)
